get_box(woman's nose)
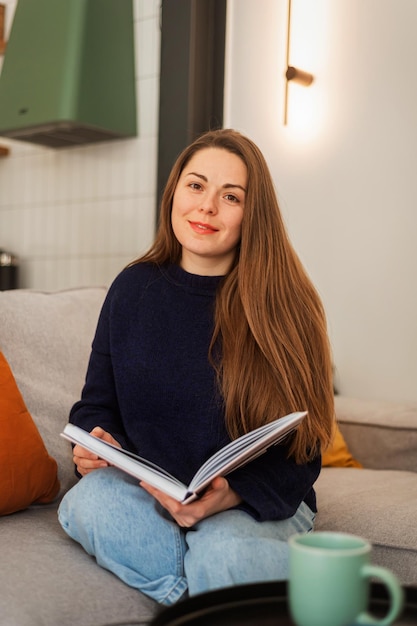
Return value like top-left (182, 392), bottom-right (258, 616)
top-left (198, 193), bottom-right (217, 214)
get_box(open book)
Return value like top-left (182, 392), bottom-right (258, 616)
top-left (61, 411), bottom-right (306, 504)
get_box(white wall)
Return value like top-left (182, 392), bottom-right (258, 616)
top-left (224, 0), bottom-right (417, 403)
top-left (0, 0), bottom-right (160, 290)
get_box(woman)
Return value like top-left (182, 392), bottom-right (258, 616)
top-left (58, 129), bottom-right (334, 605)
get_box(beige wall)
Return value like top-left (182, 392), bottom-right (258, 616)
top-left (224, 0), bottom-right (417, 403)
top-left (0, 0), bottom-right (160, 290)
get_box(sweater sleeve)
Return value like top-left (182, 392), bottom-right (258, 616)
top-left (226, 440), bottom-right (321, 522)
top-left (69, 287), bottom-right (131, 451)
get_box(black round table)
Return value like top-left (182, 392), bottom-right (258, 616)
top-left (150, 580), bottom-right (417, 626)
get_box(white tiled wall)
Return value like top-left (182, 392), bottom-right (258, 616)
top-left (0, 0), bottom-right (160, 290)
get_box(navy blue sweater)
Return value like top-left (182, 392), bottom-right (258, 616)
top-left (70, 263), bottom-right (320, 521)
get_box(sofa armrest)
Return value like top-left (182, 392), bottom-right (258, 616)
top-left (334, 395), bottom-right (417, 473)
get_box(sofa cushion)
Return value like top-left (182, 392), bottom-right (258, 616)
top-left (315, 467), bottom-right (417, 585)
top-left (0, 351), bottom-right (60, 515)
top-left (0, 504), bottom-right (157, 626)
top-left (0, 287), bottom-right (107, 495)
top-left (335, 396), bottom-right (417, 473)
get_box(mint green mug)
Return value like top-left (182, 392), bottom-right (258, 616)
top-left (289, 532), bottom-right (404, 626)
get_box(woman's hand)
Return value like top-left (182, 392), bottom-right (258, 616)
top-left (73, 426), bottom-right (121, 476)
top-left (140, 476), bottom-right (242, 528)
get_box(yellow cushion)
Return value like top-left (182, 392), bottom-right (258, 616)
top-left (322, 422), bottom-right (363, 468)
top-left (0, 351), bottom-right (60, 515)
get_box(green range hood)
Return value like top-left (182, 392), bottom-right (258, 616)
top-left (0, 0), bottom-right (137, 148)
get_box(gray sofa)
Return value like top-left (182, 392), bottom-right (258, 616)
top-left (0, 287), bottom-right (416, 626)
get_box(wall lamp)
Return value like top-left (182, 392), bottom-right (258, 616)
top-left (284, 0), bottom-right (314, 125)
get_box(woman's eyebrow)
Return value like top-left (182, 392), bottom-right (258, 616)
top-left (185, 171), bottom-right (246, 193)
top-left (223, 182), bottom-right (247, 193)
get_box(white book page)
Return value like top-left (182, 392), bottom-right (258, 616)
top-left (186, 411), bottom-right (306, 497)
top-left (61, 424), bottom-right (188, 501)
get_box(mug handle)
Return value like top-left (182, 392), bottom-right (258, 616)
top-left (356, 564), bottom-right (404, 625)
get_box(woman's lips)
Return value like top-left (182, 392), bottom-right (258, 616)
top-left (189, 221), bottom-right (218, 234)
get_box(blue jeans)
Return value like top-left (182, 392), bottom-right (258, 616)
top-left (58, 467), bottom-right (315, 605)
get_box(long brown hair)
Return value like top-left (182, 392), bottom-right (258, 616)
top-left (133, 129), bottom-right (334, 463)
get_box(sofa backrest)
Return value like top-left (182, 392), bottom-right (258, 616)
top-left (335, 395), bottom-right (417, 473)
top-left (0, 287), bottom-right (107, 495)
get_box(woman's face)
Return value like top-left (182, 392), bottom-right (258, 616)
top-left (171, 147), bottom-right (247, 276)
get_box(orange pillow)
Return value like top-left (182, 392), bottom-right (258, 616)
top-left (322, 422), bottom-right (363, 468)
top-left (0, 351), bottom-right (60, 515)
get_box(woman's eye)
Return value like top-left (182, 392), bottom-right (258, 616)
top-left (189, 182), bottom-right (202, 191)
top-left (224, 193), bottom-right (238, 203)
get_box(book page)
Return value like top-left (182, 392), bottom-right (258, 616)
top-left (61, 424), bottom-right (189, 501)
top-left (185, 411), bottom-right (307, 501)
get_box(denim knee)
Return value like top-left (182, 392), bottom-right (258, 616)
top-left (58, 468), bottom-right (189, 605)
top-left (58, 469), bottom-right (116, 549)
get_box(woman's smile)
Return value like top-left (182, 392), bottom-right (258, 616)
top-left (188, 221), bottom-right (219, 234)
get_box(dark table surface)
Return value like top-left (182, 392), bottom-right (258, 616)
top-left (150, 580), bottom-right (417, 626)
